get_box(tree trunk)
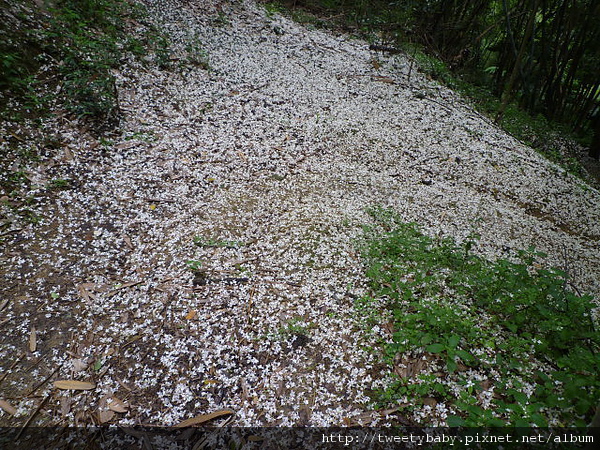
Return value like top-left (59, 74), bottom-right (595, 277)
top-left (590, 112), bottom-right (600, 160)
top-left (496, 0), bottom-right (537, 123)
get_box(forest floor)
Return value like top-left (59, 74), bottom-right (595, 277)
top-left (1, 0), bottom-right (599, 430)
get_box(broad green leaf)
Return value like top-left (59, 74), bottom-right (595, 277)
top-left (446, 359), bottom-right (457, 373)
top-left (446, 415), bottom-right (465, 427)
top-left (487, 418), bottom-right (506, 427)
top-left (447, 335), bottom-right (460, 349)
top-left (530, 413), bottom-right (547, 427)
top-left (426, 343), bottom-right (445, 353)
top-left (455, 349), bottom-right (473, 362)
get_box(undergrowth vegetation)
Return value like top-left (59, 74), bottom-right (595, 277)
top-left (0, 0), bottom-right (171, 128)
top-left (358, 208), bottom-right (599, 427)
top-left (0, 0), bottom-right (176, 227)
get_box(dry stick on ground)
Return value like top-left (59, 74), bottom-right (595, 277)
top-left (25, 366), bottom-right (61, 397)
top-left (0, 228), bottom-right (23, 237)
top-left (0, 352), bottom-right (25, 387)
top-left (15, 394), bottom-right (52, 440)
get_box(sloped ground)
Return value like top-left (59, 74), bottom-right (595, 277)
top-left (1, 0), bottom-right (599, 428)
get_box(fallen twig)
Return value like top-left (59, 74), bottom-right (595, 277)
top-left (15, 394), bottom-right (52, 441)
top-left (0, 352), bottom-right (25, 386)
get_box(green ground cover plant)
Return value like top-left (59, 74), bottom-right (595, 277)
top-left (358, 208), bottom-right (599, 427)
top-left (0, 0), bottom-right (172, 128)
top-left (0, 0), bottom-right (177, 227)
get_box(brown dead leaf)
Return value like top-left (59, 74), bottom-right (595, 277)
top-left (456, 362), bottom-right (468, 372)
top-left (29, 326), bottom-right (37, 352)
top-left (98, 409), bottom-right (115, 423)
top-left (174, 409), bottom-right (234, 427)
top-left (0, 399), bottom-right (17, 415)
top-left (107, 396), bottom-right (128, 413)
top-left (371, 75), bottom-right (395, 84)
top-left (380, 407), bottom-right (401, 416)
top-left (480, 379), bottom-right (493, 390)
top-left (54, 380), bottom-right (96, 390)
top-left (77, 283), bottom-right (97, 302)
top-left (123, 234), bottom-right (134, 250)
top-left (422, 397), bottom-right (438, 407)
top-left (71, 359), bottom-right (88, 373)
top-left (118, 378), bottom-right (133, 392)
top-left (115, 141), bottom-right (138, 150)
top-left (107, 280), bottom-right (142, 297)
top-left (185, 310), bottom-right (197, 320)
top-left (343, 411), bottom-right (378, 426)
top-left (60, 396), bottom-right (72, 417)
top-left (298, 405), bottom-right (311, 426)
top-left (237, 150), bottom-right (247, 161)
top-left (394, 356), bottom-right (426, 379)
top-left (382, 321), bottom-right (395, 335)
top-left (240, 378), bottom-right (249, 401)
top-left (63, 147), bottom-right (74, 161)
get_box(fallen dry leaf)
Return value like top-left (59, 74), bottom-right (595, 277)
top-left (422, 397), bottom-right (438, 407)
top-left (107, 280), bottom-right (142, 297)
top-left (237, 149), bottom-right (247, 161)
top-left (77, 283), bottom-right (97, 303)
top-left (71, 359), bottom-right (88, 373)
top-left (371, 75), bottom-right (395, 84)
top-left (64, 147), bottom-right (74, 161)
top-left (98, 409), bottom-right (115, 423)
top-left (115, 141), bottom-right (138, 150)
top-left (123, 234), bottom-right (134, 249)
top-left (185, 310), bottom-right (197, 320)
top-left (174, 409), bottom-right (234, 427)
top-left (54, 380), bottom-right (96, 390)
top-left (29, 326), bottom-right (36, 352)
top-left (107, 396), bottom-right (129, 413)
top-left (379, 407), bottom-right (401, 416)
top-left (60, 396), bottom-right (72, 417)
top-left (0, 399), bottom-right (17, 415)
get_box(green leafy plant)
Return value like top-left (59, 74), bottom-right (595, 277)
top-left (48, 179), bottom-right (70, 189)
top-left (358, 207), bottom-right (599, 427)
top-left (185, 260), bottom-right (203, 272)
top-left (264, 2), bottom-right (284, 17)
top-left (270, 317), bottom-right (315, 341)
top-left (0, 0), bottom-right (174, 129)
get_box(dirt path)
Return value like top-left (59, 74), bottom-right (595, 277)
top-left (1, 0), bottom-right (599, 428)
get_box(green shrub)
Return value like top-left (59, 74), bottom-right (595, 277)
top-left (358, 208), bottom-right (599, 426)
